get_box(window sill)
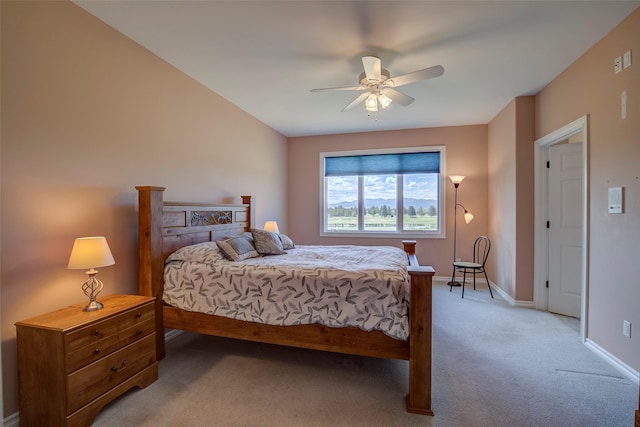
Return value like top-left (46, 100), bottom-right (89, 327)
top-left (320, 231), bottom-right (445, 239)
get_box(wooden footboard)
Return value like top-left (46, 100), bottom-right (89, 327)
top-left (137, 186), bottom-right (434, 415)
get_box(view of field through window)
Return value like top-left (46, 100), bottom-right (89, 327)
top-left (326, 173), bottom-right (439, 232)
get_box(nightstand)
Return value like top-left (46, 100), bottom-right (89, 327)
top-left (16, 294), bottom-right (158, 427)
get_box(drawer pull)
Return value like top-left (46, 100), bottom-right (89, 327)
top-left (136, 312), bottom-right (142, 318)
top-left (91, 329), bottom-right (99, 336)
top-left (136, 329), bottom-right (143, 335)
top-left (93, 348), bottom-right (100, 355)
top-left (111, 360), bottom-right (127, 373)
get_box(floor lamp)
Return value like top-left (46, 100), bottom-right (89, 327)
top-left (448, 175), bottom-right (474, 288)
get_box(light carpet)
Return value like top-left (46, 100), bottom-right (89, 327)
top-left (93, 282), bottom-right (637, 426)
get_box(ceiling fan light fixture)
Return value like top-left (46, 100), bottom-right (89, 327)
top-left (311, 56), bottom-right (444, 114)
top-left (365, 93), bottom-right (378, 112)
top-left (378, 93), bottom-right (392, 109)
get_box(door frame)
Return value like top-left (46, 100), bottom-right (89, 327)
top-left (533, 115), bottom-right (589, 341)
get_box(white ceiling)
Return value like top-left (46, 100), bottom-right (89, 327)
top-left (74, 1), bottom-right (639, 138)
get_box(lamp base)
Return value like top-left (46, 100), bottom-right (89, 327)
top-left (447, 281), bottom-right (462, 287)
top-left (82, 273), bottom-right (104, 311)
top-left (83, 300), bottom-right (104, 312)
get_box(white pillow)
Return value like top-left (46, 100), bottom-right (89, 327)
top-left (278, 233), bottom-right (295, 250)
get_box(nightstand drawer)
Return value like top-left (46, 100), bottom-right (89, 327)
top-left (66, 333), bottom-right (120, 374)
top-left (67, 332), bottom-right (156, 414)
top-left (65, 317), bottom-right (119, 354)
top-left (119, 303), bottom-right (155, 330)
top-left (120, 317), bottom-right (155, 347)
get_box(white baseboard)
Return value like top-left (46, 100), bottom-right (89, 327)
top-left (165, 328), bottom-right (185, 343)
top-left (585, 338), bottom-right (640, 385)
top-left (434, 276), bottom-right (534, 308)
top-left (4, 411), bottom-right (19, 427)
top-left (490, 282), bottom-right (535, 308)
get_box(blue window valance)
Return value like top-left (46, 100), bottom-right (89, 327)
top-left (325, 152), bottom-right (440, 177)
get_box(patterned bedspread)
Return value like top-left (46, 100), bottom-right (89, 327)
top-left (164, 243), bottom-right (411, 340)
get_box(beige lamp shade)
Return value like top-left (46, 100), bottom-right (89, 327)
top-left (463, 211), bottom-right (474, 224)
top-left (449, 175), bottom-right (465, 185)
top-left (67, 236), bottom-right (115, 270)
top-left (263, 221), bottom-right (280, 234)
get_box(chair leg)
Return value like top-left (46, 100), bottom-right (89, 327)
top-left (450, 266), bottom-right (456, 292)
top-left (473, 272), bottom-right (477, 290)
top-left (484, 271), bottom-right (494, 299)
top-left (461, 269), bottom-right (467, 298)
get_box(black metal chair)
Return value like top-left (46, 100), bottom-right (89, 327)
top-left (450, 236), bottom-right (494, 299)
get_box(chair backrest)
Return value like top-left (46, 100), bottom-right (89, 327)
top-left (473, 236), bottom-right (491, 267)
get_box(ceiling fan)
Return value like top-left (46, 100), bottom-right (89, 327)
top-left (311, 56), bottom-right (444, 113)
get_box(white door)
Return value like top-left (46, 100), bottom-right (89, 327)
top-left (547, 140), bottom-right (583, 317)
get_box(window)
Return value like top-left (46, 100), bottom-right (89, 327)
top-left (321, 147), bottom-right (445, 238)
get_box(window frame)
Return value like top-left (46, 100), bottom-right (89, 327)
top-left (319, 146), bottom-right (446, 239)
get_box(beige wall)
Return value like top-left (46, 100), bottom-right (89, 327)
top-left (488, 101), bottom-right (518, 297)
top-left (1, 1), bottom-right (287, 416)
top-left (287, 125), bottom-right (489, 277)
top-left (536, 8), bottom-right (639, 373)
top-left (487, 97), bottom-right (535, 301)
top-left (514, 97), bottom-right (535, 302)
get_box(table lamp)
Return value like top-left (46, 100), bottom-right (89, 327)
top-left (67, 236), bottom-right (115, 311)
top-left (263, 221), bottom-right (280, 233)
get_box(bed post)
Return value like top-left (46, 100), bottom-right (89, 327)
top-left (136, 186), bottom-right (167, 359)
top-left (403, 240), bottom-right (435, 415)
top-left (241, 195), bottom-right (256, 229)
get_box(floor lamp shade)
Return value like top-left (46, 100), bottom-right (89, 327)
top-left (449, 175), bottom-right (465, 186)
top-left (463, 211), bottom-right (474, 224)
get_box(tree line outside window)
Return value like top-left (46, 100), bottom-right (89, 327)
top-left (327, 204), bottom-right (437, 218)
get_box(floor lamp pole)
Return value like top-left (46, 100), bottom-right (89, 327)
top-left (448, 178), bottom-right (462, 287)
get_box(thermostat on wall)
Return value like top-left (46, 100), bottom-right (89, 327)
top-left (608, 186), bottom-right (624, 214)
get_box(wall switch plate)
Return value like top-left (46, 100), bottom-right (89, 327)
top-left (623, 320), bottom-right (631, 338)
top-left (608, 186), bottom-right (624, 213)
top-left (621, 91), bottom-right (627, 120)
top-left (614, 56), bottom-right (622, 73)
top-left (623, 49), bottom-right (632, 69)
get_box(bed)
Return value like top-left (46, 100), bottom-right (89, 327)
top-left (137, 186), bottom-right (435, 415)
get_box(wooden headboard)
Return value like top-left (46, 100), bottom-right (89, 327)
top-left (136, 186), bottom-right (255, 346)
top-left (137, 185), bottom-right (255, 293)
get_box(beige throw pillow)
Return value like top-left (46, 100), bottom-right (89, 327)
top-left (251, 229), bottom-right (286, 255)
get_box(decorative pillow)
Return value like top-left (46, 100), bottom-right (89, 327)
top-left (251, 228), bottom-right (286, 255)
top-left (278, 233), bottom-right (295, 250)
top-left (224, 231), bottom-right (254, 242)
top-left (217, 236), bottom-right (260, 261)
top-left (165, 241), bottom-right (226, 264)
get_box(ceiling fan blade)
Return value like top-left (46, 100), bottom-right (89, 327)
top-left (387, 65), bottom-right (444, 87)
top-left (362, 56), bottom-right (381, 81)
top-left (383, 88), bottom-right (414, 106)
top-left (341, 92), bottom-right (370, 112)
top-left (311, 85), bottom-right (364, 92)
